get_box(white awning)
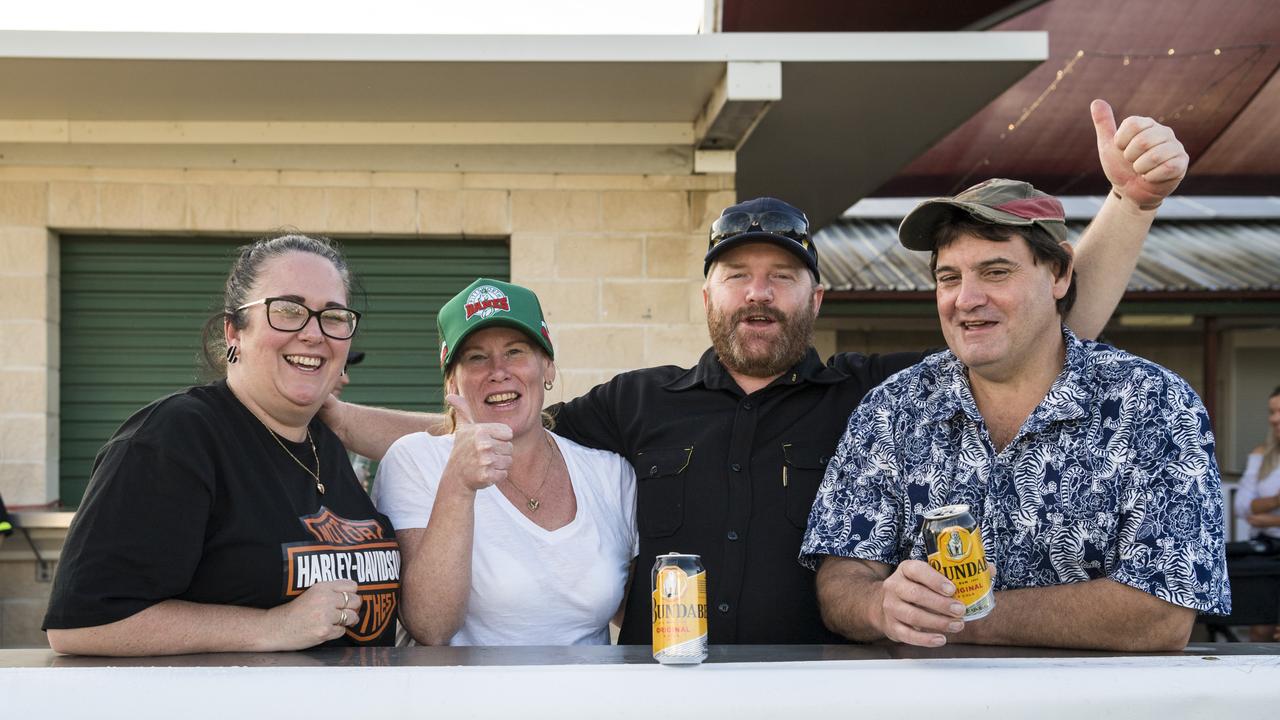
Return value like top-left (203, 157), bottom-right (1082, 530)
top-left (0, 30), bottom-right (1046, 226)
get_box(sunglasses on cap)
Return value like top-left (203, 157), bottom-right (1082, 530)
top-left (709, 210), bottom-right (811, 248)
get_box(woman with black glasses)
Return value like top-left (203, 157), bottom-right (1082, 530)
top-left (43, 234), bottom-right (400, 655)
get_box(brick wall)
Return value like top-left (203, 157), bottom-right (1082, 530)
top-left (0, 167), bottom-right (735, 505)
top-left (0, 166), bottom-right (735, 647)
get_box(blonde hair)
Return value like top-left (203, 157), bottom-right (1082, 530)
top-left (1261, 386), bottom-right (1280, 479)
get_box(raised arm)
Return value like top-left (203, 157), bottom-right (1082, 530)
top-left (321, 395), bottom-right (448, 460)
top-left (391, 396), bottom-right (513, 645)
top-left (1065, 99), bottom-right (1188, 340)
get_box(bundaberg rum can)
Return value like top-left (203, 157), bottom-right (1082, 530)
top-left (923, 504), bottom-right (994, 621)
top-left (651, 552), bottom-right (708, 664)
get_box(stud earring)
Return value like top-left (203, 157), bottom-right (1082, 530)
top-left (226, 345), bottom-right (240, 364)
top-left (544, 380), bottom-right (554, 391)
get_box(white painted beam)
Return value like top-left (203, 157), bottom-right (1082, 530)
top-left (0, 30), bottom-right (1047, 63)
top-left (694, 149), bottom-right (736, 174)
top-left (0, 121), bottom-right (693, 146)
top-left (694, 61), bottom-right (780, 151)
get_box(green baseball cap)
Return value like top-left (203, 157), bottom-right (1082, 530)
top-left (437, 278), bottom-right (554, 369)
top-left (897, 178), bottom-right (1068, 251)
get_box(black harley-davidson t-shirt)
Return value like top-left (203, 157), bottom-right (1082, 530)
top-left (43, 380), bottom-right (400, 647)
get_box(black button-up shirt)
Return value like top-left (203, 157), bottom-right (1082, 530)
top-left (551, 345), bottom-right (924, 644)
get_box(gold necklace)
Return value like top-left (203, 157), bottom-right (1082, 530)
top-left (260, 420), bottom-right (324, 495)
top-left (506, 433), bottom-right (558, 511)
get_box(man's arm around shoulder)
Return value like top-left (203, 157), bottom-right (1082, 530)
top-left (320, 395), bottom-right (447, 461)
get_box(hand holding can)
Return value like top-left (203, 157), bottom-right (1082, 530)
top-left (923, 505), bottom-right (995, 621)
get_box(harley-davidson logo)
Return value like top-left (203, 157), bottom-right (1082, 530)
top-left (283, 507), bottom-right (401, 644)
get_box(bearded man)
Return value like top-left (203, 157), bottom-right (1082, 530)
top-left (326, 101), bottom-right (1190, 644)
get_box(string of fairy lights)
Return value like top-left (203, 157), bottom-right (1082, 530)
top-left (950, 42), bottom-right (1275, 195)
top-left (841, 41), bottom-right (1276, 290)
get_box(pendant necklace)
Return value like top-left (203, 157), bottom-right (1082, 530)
top-left (506, 433), bottom-right (558, 511)
top-left (260, 419), bottom-right (325, 495)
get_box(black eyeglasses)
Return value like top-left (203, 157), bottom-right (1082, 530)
top-left (709, 211), bottom-right (811, 249)
top-left (235, 297), bottom-right (361, 340)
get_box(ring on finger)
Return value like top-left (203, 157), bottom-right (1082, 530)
top-left (341, 591), bottom-right (350, 607)
top-left (339, 609), bottom-right (349, 626)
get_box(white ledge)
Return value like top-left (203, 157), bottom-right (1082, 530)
top-left (0, 30), bottom-right (1047, 63)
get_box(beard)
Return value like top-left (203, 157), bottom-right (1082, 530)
top-left (707, 296), bottom-right (816, 379)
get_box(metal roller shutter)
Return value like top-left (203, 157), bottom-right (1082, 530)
top-left (59, 235), bottom-right (508, 507)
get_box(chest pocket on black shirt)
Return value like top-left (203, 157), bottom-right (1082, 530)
top-left (783, 444), bottom-right (830, 529)
top-left (634, 446), bottom-right (693, 538)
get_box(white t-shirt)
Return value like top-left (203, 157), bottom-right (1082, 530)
top-left (374, 430), bottom-right (638, 646)
top-left (1235, 452), bottom-right (1280, 539)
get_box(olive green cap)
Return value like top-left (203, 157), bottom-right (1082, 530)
top-left (898, 178), bottom-right (1068, 251)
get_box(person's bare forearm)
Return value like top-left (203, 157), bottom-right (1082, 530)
top-left (48, 579), bottom-right (359, 656)
top-left (47, 600), bottom-right (274, 656)
top-left (1249, 494), bottom-right (1280, 515)
top-left (1067, 99), bottom-right (1188, 341)
top-left (1064, 192), bottom-right (1155, 341)
top-left (397, 481), bottom-right (478, 646)
top-left (815, 557), bottom-right (892, 642)
top-left (324, 399), bottom-right (447, 460)
top-left (954, 578), bottom-right (1195, 651)
top-left (1247, 512), bottom-right (1280, 528)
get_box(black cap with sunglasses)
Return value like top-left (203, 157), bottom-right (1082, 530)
top-left (704, 197), bottom-right (820, 282)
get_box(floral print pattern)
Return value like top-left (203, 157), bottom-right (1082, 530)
top-left (800, 327), bottom-right (1231, 615)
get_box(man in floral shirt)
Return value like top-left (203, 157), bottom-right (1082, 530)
top-left (800, 178), bottom-right (1231, 651)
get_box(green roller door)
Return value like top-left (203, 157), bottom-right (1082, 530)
top-left (59, 235), bottom-right (508, 507)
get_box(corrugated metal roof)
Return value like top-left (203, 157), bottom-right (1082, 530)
top-left (818, 220), bottom-right (1280, 293)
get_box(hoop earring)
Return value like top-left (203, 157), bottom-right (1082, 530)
top-left (226, 345), bottom-right (240, 364)
top-left (544, 380), bottom-right (554, 391)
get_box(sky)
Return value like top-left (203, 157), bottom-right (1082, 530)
top-left (1, 0), bottom-right (706, 34)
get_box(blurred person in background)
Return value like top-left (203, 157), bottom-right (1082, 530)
top-left (1233, 385), bottom-right (1280, 641)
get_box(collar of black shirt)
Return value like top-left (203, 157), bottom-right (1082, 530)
top-left (663, 346), bottom-right (846, 394)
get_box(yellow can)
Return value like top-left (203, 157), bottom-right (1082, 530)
top-left (651, 552), bottom-right (708, 664)
top-left (923, 504), bottom-right (994, 621)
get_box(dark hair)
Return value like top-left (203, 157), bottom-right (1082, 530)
top-left (928, 214), bottom-right (1076, 315)
top-left (200, 233), bottom-right (353, 376)
top-left (1272, 386), bottom-right (1280, 399)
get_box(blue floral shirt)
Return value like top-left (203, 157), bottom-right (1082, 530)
top-left (800, 327), bottom-right (1231, 615)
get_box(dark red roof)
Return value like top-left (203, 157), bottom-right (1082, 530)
top-left (724, 0), bottom-right (1280, 197)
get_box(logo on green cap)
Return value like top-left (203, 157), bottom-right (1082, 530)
top-left (464, 285), bottom-right (511, 320)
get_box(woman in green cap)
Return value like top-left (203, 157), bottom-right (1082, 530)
top-left (374, 279), bottom-right (637, 645)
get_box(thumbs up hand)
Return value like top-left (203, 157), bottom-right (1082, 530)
top-left (444, 394), bottom-right (514, 492)
top-left (1092, 99), bottom-right (1188, 211)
